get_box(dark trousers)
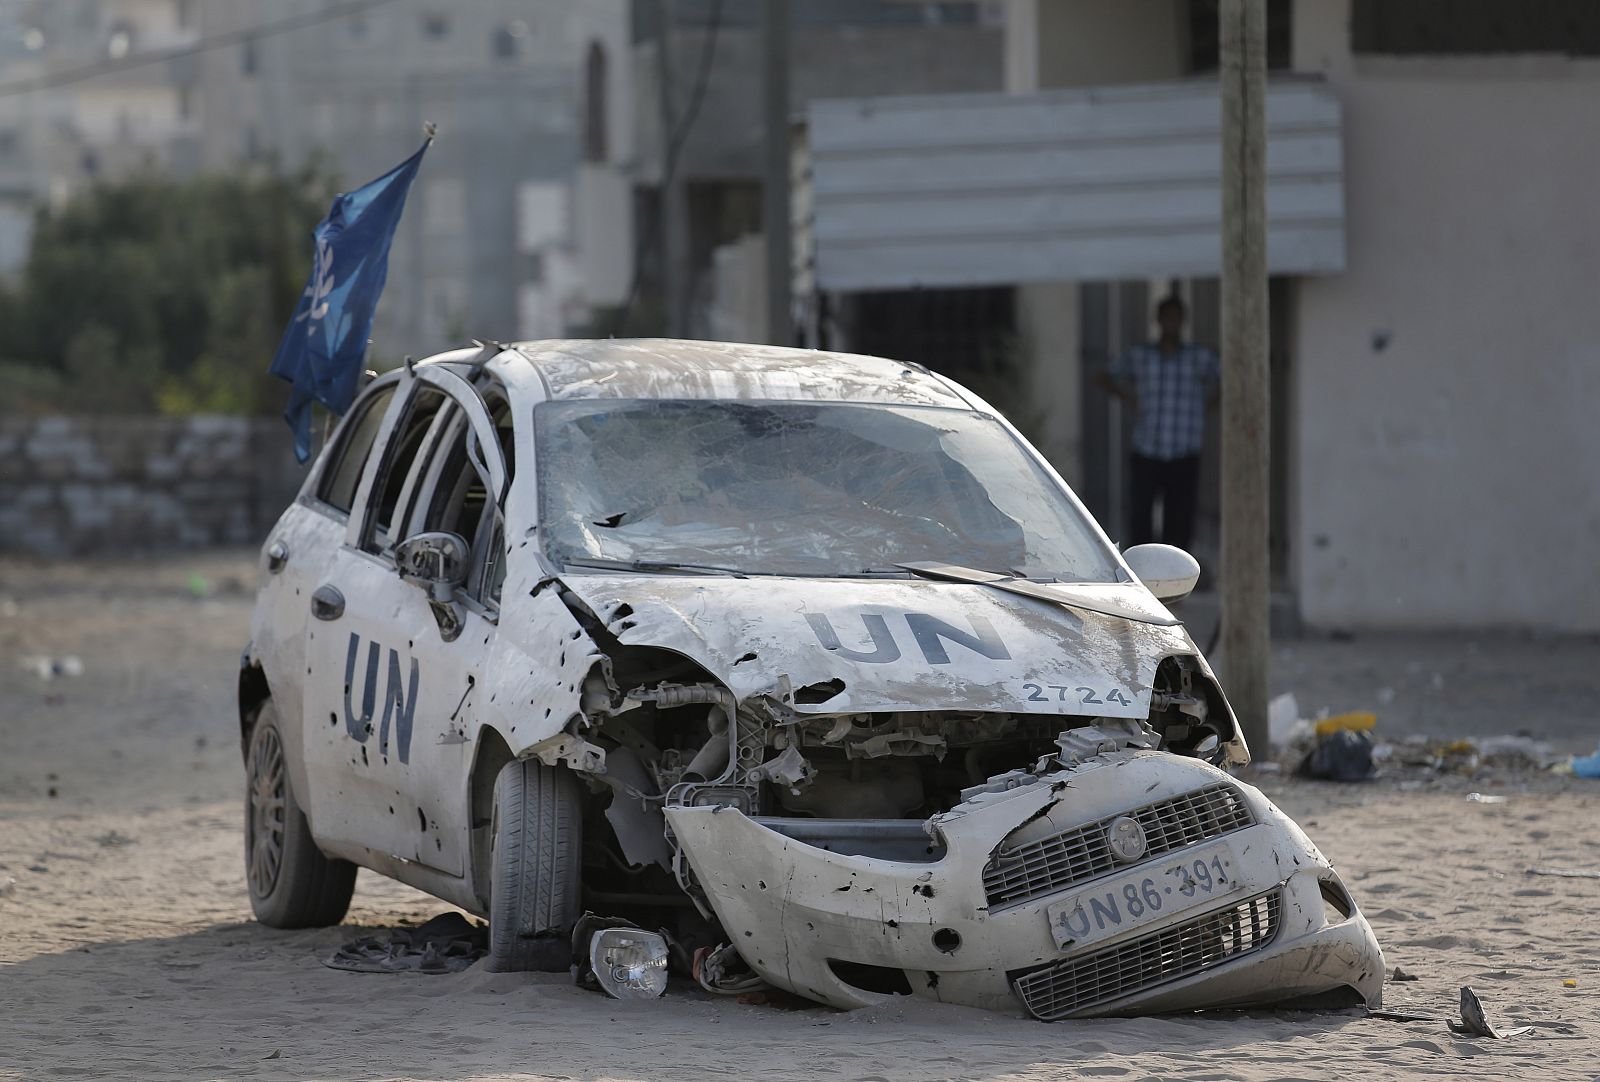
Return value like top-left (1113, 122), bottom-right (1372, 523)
top-left (1130, 453), bottom-right (1200, 550)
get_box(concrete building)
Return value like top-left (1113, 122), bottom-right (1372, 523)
top-left (630, 0), bottom-right (1005, 339)
top-left (0, 0), bottom-right (201, 269)
top-left (192, 0), bottom-right (632, 357)
top-left (797, 0), bottom-right (1600, 632)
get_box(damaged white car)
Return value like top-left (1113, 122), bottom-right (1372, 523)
top-left (240, 338), bottom-right (1383, 1018)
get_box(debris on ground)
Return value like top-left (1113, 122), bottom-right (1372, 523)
top-left (1465, 792), bottom-right (1507, 804)
top-left (1296, 728), bottom-right (1379, 782)
top-left (1390, 966), bottom-right (1419, 982)
top-left (1563, 979), bottom-right (1578, 988)
top-left (1570, 744), bottom-right (1600, 778)
top-left (323, 912), bottom-right (486, 974)
top-left (24, 656), bottom-right (82, 680)
top-left (1448, 986), bottom-right (1533, 1039)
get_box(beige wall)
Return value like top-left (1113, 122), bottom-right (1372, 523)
top-left (1291, 0), bottom-right (1600, 629)
top-left (1005, 0), bottom-right (1189, 487)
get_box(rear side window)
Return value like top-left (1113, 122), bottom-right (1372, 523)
top-left (316, 384), bottom-right (396, 513)
top-left (364, 387), bottom-right (448, 554)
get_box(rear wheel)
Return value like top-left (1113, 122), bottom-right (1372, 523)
top-left (245, 702), bottom-right (356, 928)
top-left (487, 758), bottom-right (583, 971)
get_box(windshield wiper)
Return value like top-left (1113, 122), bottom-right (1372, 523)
top-left (560, 556), bottom-right (750, 579)
top-left (895, 561), bottom-right (1179, 626)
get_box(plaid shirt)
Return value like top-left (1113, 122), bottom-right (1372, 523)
top-left (1105, 342), bottom-right (1220, 460)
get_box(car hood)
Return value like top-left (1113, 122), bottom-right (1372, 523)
top-left (558, 574), bottom-right (1199, 718)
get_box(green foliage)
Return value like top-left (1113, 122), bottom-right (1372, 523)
top-left (0, 161), bottom-right (337, 416)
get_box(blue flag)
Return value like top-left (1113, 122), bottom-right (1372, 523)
top-left (270, 138), bottom-right (430, 462)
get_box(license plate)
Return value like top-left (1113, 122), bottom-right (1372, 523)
top-left (1045, 840), bottom-right (1243, 952)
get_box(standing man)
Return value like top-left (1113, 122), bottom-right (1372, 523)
top-left (1095, 295), bottom-right (1219, 551)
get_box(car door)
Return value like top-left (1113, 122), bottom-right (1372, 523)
top-left (299, 364), bottom-right (509, 879)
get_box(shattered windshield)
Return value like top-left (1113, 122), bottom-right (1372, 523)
top-left (534, 399), bottom-right (1120, 581)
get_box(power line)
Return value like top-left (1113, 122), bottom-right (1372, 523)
top-left (0, 0), bottom-right (404, 100)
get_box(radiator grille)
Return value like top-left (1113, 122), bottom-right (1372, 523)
top-left (983, 783), bottom-right (1253, 909)
top-left (1013, 890), bottom-right (1281, 1020)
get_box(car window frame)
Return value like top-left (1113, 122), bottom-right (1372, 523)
top-left (344, 365), bottom-right (511, 606)
top-left (302, 375), bottom-right (402, 520)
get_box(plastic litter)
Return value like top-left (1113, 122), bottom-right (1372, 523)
top-left (1313, 711), bottom-right (1377, 738)
top-left (1571, 745), bottom-right (1600, 778)
top-left (1296, 728), bottom-right (1378, 782)
top-left (1448, 986), bottom-right (1533, 1039)
top-left (1267, 692), bottom-right (1300, 746)
top-left (1563, 979), bottom-right (1578, 988)
top-left (25, 656), bottom-right (83, 680)
top-left (1465, 793), bottom-right (1507, 804)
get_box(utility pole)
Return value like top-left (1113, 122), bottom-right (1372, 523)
top-left (656, 0), bottom-right (690, 337)
top-left (1219, 0), bottom-right (1270, 755)
top-left (761, 0), bottom-right (791, 345)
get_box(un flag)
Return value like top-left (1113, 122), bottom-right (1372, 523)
top-left (269, 137), bottom-right (430, 462)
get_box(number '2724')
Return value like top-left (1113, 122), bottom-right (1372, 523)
top-left (1022, 683), bottom-right (1133, 706)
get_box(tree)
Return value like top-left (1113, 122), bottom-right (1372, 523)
top-left (0, 161), bottom-right (337, 415)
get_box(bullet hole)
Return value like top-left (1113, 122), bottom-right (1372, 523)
top-left (926, 972), bottom-right (940, 989)
top-left (388, 806), bottom-right (394, 815)
top-left (360, 747), bottom-right (368, 766)
top-left (435, 838), bottom-right (442, 851)
top-left (743, 930), bottom-right (753, 937)
top-left (758, 880), bottom-right (767, 890)
top-left (417, 808), bottom-right (428, 832)
top-left (611, 603), bottom-right (633, 621)
top-left (913, 884), bottom-right (935, 898)
top-left (544, 708), bottom-right (551, 717)
top-left (932, 928), bottom-right (961, 954)
top-left (329, 712), bottom-right (337, 727)
top-left (885, 919), bottom-right (899, 929)
top-left (47, 787), bottom-right (58, 798)
top-left (618, 621), bottom-right (636, 632)
top-left (559, 652), bottom-right (565, 667)
top-left (569, 630), bottom-right (581, 640)
top-left (594, 513), bottom-right (627, 529)
top-left (734, 652), bottom-right (757, 665)
top-left (835, 883), bottom-right (853, 892)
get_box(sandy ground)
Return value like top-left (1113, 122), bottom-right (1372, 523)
top-left (2, 551), bottom-right (1598, 1082)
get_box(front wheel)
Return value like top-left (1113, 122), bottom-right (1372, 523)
top-left (245, 702), bottom-right (356, 928)
top-left (487, 758), bottom-right (583, 971)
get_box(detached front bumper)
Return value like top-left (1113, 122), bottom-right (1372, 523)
top-left (664, 752), bottom-right (1383, 1018)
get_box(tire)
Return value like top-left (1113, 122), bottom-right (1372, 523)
top-left (487, 758), bottom-right (583, 972)
top-left (245, 702), bottom-right (356, 928)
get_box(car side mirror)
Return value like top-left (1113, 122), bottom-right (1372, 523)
top-left (395, 531), bottom-right (470, 603)
top-left (1123, 544), bottom-right (1200, 603)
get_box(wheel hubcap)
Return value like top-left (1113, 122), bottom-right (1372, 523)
top-left (247, 726), bottom-right (287, 898)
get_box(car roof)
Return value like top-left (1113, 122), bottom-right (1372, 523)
top-left (490, 338), bottom-right (972, 409)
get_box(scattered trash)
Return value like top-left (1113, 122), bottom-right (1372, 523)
top-left (1570, 745), bottom-right (1600, 779)
top-left (1390, 966), bottom-right (1419, 982)
top-left (1314, 711), bottom-right (1376, 738)
top-left (1368, 1008), bottom-right (1441, 1023)
top-left (1526, 867), bottom-right (1600, 880)
top-left (1563, 979), bottom-right (1578, 989)
top-left (1448, 986), bottom-right (1533, 1039)
top-left (1267, 692), bottom-right (1300, 746)
top-left (186, 572), bottom-right (210, 598)
top-left (1465, 793), bottom-right (1507, 804)
top-left (264, 1050), bottom-right (281, 1061)
top-left (1296, 728), bottom-right (1379, 782)
top-left (25, 656), bottom-right (83, 680)
top-left (323, 912), bottom-right (486, 974)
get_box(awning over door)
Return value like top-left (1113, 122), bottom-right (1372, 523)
top-left (798, 77), bottom-right (1344, 293)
